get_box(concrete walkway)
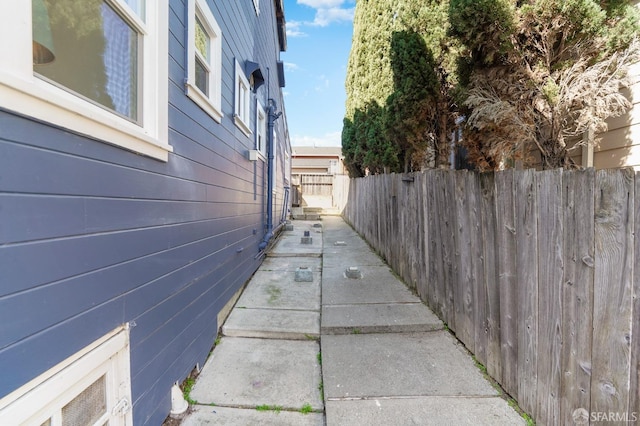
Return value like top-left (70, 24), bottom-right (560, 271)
top-left (181, 217), bottom-right (525, 425)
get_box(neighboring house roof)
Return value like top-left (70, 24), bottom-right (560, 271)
top-left (292, 146), bottom-right (343, 158)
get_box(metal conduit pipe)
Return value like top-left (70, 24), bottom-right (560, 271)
top-left (258, 98), bottom-right (282, 251)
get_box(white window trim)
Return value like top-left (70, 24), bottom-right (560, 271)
top-left (0, 1), bottom-right (171, 162)
top-left (253, 0), bottom-right (260, 15)
top-left (234, 60), bottom-right (252, 136)
top-left (256, 101), bottom-right (267, 160)
top-left (0, 326), bottom-right (133, 425)
top-left (186, 0), bottom-right (223, 123)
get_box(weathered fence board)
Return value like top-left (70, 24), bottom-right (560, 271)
top-left (428, 172), bottom-right (446, 321)
top-left (536, 169), bottom-right (564, 424)
top-left (454, 171), bottom-right (475, 352)
top-left (560, 169), bottom-right (595, 424)
top-left (341, 168), bottom-right (638, 426)
top-left (480, 173), bottom-right (502, 385)
top-left (468, 172), bottom-right (488, 368)
top-left (515, 169), bottom-right (539, 417)
top-left (591, 169), bottom-right (634, 418)
top-left (441, 172), bottom-right (458, 329)
top-left (496, 170), bottom-right (518, 398)
top-left (631, 173), bottom-right (640, 420)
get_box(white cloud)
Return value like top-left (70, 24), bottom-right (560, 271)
top-left (284, 62), bottom-right (300, 72)
top-left (291, 131), bottom-right (342, 147)
top-left (286, 21), bottom-right (307, 37)
top-left (296, 0), bottom-right (354, 27)
top-left (311, 6), bottom-right (354, 26)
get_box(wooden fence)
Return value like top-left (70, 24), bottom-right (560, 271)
top-left (299, 174), bottom-right (334, 197)
top-left (342, 169), bottom-right (639, 426)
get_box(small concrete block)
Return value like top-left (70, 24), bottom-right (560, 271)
top-left (334, 241), bottom-right (347, 246)
top-left (345, 266), bottom-right (362, 279)
top-left (285, 224), bottom-right (294, 231)
top-left (301, 236), bottom-right (313, 244)
top-left (306, 213), bottom-right (320, 220)
top-left (295, 266), bottom-right (313, 282)
top-left (313, 223), bottom-right (322, 228)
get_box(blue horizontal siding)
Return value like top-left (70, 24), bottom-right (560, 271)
top-left (0, 1), bottom-right (289, 425)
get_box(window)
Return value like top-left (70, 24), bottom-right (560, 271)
top-left (186, 0), bottom-right (223, 122)
top-left (0, 1), bottom-right (170, 161)
top-left (0, 327), bottom-right (133, 425)
top-left (253, 0), bottom-right (260, 15)
top-left (256, 102), bottom-right (267, 158)
top-left (234, 60), bottom-right (252, 136)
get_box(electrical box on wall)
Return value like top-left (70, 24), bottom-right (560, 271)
top-left (248, 150), bottom-right (259, 161)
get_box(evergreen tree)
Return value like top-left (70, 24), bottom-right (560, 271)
top-left (342, 0), bottom-right (457, 175)
top-left (450, 0), bottom-right (640, 170)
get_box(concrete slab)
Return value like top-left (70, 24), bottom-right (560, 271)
top-left (321, 303), bottom-right (443, 334)
top-left (321, 331), bottom-right (498, 399)
top-left (269, 235), bottom-right (323, 257)
top-left (259, 257), bottom-right (322, 272)
top-left (325, 397), bottom-right (526, 426)
top-left (322, 264), bottom-right (400, 286)
top-left (234, 270), bottom-right (320, 311)
top-left (183, 405), bottom-right (324, 426)
top-left (322, 267), bottom-right (418, 305)
top-left (223, 308), bottom-right (320, 339)
top-left (190, 337), bottom-right (323, 410)
top-left (322, 249), bottom-right (386, 268)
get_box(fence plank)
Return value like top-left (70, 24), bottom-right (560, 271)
top-left (442, 171), bottom-right (458, 329)
top-left (480, 173), bottom-right (502, 384)
top-left (591, 169), bottom-right (634, 418)
top-left (631, 172), bottom-right (640, 420)
top-left (454, 171), bottom-right (475, 352)
top-left (515, 169), bottom-right (539, 416)
top-left (496, 170), bottom-right (518, 397)
top-left (416, 173), bottom-right (429, 301)
top-left (536, 169), bottom-right (563, 425)
top-left (469, 173), bottom-right (487, 368)
top-left (560, 169), bottom-right (595, 424)
top-left (427, 172), bottom-right (446, 320)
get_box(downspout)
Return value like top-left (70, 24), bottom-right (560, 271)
top-left (259, 97), bottom-right (282, 251)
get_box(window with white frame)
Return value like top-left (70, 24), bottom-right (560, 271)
top-left (253, 0), bottom-right (260, 15)
top-left (186, 0), bottom-right (223, 122)
top-left (234, 60), bottom-right (252, 136)
top-left (0, 1), bottom-right (170, 161)
top-left (256, 102), bottom-right (267, 158)
top-left (0, 327), bottom-right (133, 426)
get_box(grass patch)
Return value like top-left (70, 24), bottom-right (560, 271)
top-left (182, 377), bottom-right (198, 405)
top-left (317, 352), bottom-right (322, 365)
top-left (300, 403), bottom-right (313, 414)
top-left (256, 404), bottom-right (282, 414)
top-left (352, 328), bottom-right (361, 334)
top-left (304, 334), bottom-right (319, 341)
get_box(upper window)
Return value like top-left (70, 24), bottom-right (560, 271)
top-left (234, 60), bottom-right (252, 136)
top-left (256, 102), bottom-right (267, 157)
top-left (0, 1), bottom-right (170, 161)
top-left (253, 0), bottom-right (260, 15)
top-left (186, 0), bottom-right (223, 122)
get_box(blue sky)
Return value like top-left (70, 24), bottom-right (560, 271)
top-left (281, 0), bottom-right (355, 147)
